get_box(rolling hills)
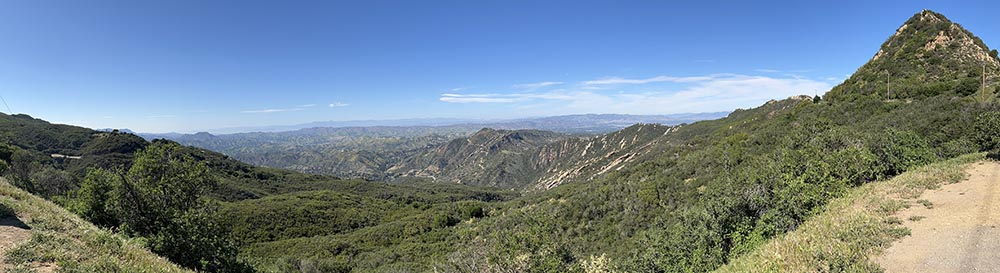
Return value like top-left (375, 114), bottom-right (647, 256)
top-left (145, 113), bottom-right (727, 185)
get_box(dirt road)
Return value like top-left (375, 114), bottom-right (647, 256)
top-left (878, 161), bottom-right (1000, 272)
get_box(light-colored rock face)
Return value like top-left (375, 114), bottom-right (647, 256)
top-left (873, 10), bottom-right (997, 67)
top-left (874, 24), bottom-right (909, 61)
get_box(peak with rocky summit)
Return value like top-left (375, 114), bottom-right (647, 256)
top-left (828, 10), bottom-right (1000, 100)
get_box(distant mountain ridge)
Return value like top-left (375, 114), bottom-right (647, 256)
top-left (166, 112), bottom-right (728, 135)
top-left (386, 123), bottom-right (677, 190)
top-left (144, 113), bottom-right (727, 188)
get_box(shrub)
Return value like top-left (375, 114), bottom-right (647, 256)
top-left (974, 112), bottom-right (1000, 151)
top-left (872, 129), bottom-right (937, 175)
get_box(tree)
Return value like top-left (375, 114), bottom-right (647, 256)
top-left (71, 142), bottom-right (251, 273)
top-left (111, 142), bottom-right (214, 235)
top-left (70, 168), bottom-right (121, 227)
top-left (30, 166), bottom-right (74, 198)
top-left (8, 149), bottom-right (38, 192)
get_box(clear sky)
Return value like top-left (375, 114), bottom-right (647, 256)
top-left (0, 0), bottom-right (997, 133)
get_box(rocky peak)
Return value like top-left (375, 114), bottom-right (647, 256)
top-left (829, 10), bottom-right (1000, 100)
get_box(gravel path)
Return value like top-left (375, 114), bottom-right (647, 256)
top-left (878, 161), bottom-right (1000, 272)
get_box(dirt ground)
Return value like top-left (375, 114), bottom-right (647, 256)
top-left (878, 161), bottom-right (1000, 272)
top-left (0, 216), bottom-right (32, 273)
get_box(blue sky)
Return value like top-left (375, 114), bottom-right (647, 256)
top-left (0, 0), bottom-right (997, 133)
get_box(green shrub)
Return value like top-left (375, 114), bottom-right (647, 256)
top-left (975, 112), bottom-right (1000, 151)
top-left (873, 129), bottom-right (937, 175)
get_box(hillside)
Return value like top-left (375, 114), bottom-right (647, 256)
top-left (388, 129), bottom-right (567, 188)
top-left (715, 154), bottom-right (986, 272)
top-left (0, 111), bottom-right (517, 273)
top-left (0, 177), bottom-right (192, 272)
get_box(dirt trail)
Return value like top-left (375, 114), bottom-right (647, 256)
top-left (0, 216), bottom-right (32, 273)
top-left (878, 161), bottom-right (1000, 272)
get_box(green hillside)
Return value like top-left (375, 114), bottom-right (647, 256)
top-left (0, 177), bottom-right (192, 272)
top-left (714, 153), bottom-right (985, 272)
top-left (0, 112), bottom-right (515, 272)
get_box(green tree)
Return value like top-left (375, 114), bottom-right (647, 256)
top-left (70, 168), bottom-right (121, 227)
top-left (111, 142), bottom-right (214, 235)
top-left (30, 166), bottom-right (73, 198)
top-left (71, 143), bottom-right (251, 273)
top-left (8, 149), bottom-right (38, 192)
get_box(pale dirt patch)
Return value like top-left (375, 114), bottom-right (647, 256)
top-left (0, 216), bottom-right (57, 273)
top-left (877, 161), bottom-right (1000, 272)
top-left (0, 216), bottom-right (32, 273)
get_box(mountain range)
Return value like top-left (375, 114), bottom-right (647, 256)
top-left (173, 113), bottom-right (729, 135)
top-left (141, 113), bottom-right (727, 185)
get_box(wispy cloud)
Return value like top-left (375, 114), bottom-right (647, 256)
top-left (756, 68), bottom-right (781, 73)
top-left (513, 81), bottom-right (563, 89)
top-left (297, 104), bottom-right (317, 108)
top-left (450, 87), bottom-right (471, 92)
top-left (583, 75), bottom-right (719, 85)
top-left (329, 102), bottom-right (349, 107)
top-left (441, 74), bottom-right (834, 114)
top-left (440, 94), bottom-right (521, 103)
top-left (241, 108), bottom-right (303, 114)
top-left (147, 115), bottom-right (178, 119)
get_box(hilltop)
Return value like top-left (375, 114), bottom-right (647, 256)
top-left (829, 10), bottom-right (1000, 100)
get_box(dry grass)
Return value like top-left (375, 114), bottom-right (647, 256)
top-left (0, 177), bottom-right (192, 273)
top-left (713, 153), bottom-right (985, 273)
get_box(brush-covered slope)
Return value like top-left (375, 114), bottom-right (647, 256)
top-left (388, 129), bottom-right (568, 188)
top-left (386, 125), bottom-right (675, 190)
top-left (829, 10), bottom-right (1000, 100)
top-left (0, 177), bottom-right (191, 272)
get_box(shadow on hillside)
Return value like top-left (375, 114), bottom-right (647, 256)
top-left (0, 216), bottom-right (31, 230)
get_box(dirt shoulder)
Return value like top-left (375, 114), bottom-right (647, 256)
top-left (0, 216), bottom-right (33, 273)
top-left (877, 161), bottom-right (1000, 272)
